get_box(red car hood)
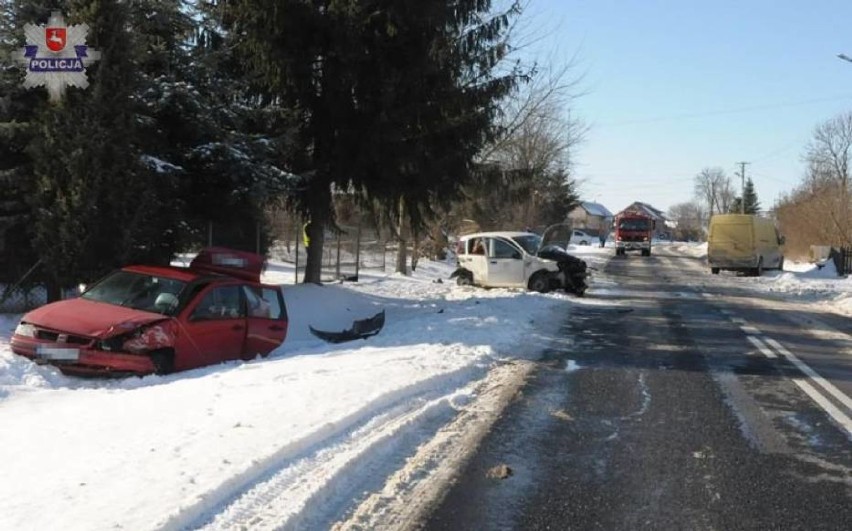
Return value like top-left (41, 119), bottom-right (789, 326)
top-left (23, 298), bottom-right (166, 338)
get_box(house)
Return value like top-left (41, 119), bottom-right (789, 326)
top-left (567, 202), bottom-right (614, 233)
top-left (616, 201), bottom-right (670, 239)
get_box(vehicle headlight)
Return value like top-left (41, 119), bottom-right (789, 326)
top-left (14, 322), bottom-right (36, 338)
top-left (643, 237), bottom-right (649, 241)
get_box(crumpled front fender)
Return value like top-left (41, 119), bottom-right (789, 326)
top-left (121, 320), bottom-right (178, 353)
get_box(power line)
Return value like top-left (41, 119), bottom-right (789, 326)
top-left (598, 94), bottom-right (852, 128)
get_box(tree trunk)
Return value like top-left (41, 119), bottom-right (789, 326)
top-left (395, 197), bottom-right (409, 275)
top-left (303, 183), bottom-right (331, 284)
top-left (411, 233), bottom-right (420, 272)
top-left (46, 280), bottom-right (62, 303)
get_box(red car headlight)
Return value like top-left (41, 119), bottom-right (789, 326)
top-left (14, 322), bottom-right (36, 338)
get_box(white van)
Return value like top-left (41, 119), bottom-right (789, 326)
top-left (450, 225), bottom-right (589, 294)
top-left (707, 214), bottom-right (784, 276)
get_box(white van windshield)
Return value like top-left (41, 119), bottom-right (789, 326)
top-left (511, 234), bottom-right (541, 255)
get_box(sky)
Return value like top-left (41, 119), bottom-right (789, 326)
top-left (1, 246), bottom-right (850, 530)
top-left (525, 0), bottom-right (852, 214)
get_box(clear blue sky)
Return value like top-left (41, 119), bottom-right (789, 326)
top-left (525, 0), bottom-right (852, 214)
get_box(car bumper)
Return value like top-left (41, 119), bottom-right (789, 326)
top-left (616, 241), bottom-right (650, 250)
top-left (10, 335), bottom-right (156, 377)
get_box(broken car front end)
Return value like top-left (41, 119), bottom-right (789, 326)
top-left (11, 318), bottom-right (177, 377)
top-left (537, 245), bottom-right (590, 295)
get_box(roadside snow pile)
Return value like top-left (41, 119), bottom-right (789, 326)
top-left (770, 261), bottom-right (844, 290)
top-left (780, 260), bottom-right (839, 278)
top-left (666, 241), bottom-right (707, 258)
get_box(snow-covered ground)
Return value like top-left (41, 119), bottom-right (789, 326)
top-left (1, 243), bottom-right (851, 530)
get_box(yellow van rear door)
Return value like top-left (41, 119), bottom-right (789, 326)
top-left (711, 221), bottom-right (752, 256)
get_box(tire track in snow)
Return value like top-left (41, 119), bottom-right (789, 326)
top-left (334, 361), bottom-right (537, 531)
top-left (196, 387), bottom-right (467, 530)
top-left (164, 355), bottom-right (489, 531)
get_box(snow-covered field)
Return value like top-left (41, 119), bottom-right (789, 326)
top-left (1, 243), bottom-right (851, 530)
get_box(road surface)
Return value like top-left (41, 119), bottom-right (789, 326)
top-left (423, 248), bottom-right (852, 530)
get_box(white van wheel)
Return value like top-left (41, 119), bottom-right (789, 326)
top-left (528, 272), bottom-right (551, 293)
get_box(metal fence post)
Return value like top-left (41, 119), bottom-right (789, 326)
top-left (354, 223), bottom-right (361, 281)
top-left (334, 230), bottom-right (341, 280)
top-left (294, 219), bottom-right (300, 284)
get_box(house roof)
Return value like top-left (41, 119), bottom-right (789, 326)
top-left (579, 201), bottom-right (613, 218)
top-left (619, 201), bottom-right (667, 220)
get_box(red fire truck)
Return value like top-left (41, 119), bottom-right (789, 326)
top-left (614, 210), bottom-right (655, 256)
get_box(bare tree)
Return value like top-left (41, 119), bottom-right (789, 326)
top-left (694, 167), bottom-right (733, 216)
top-left (806, 112), bottom-right (852, 189)
top-left (454, 63), bottom-right (587, 232)
top-left (667, 201), bottom-right (707, 241)
top-left (775, 112), bottom-right (852, 257)
top-left (804, 112), bottom-right (852, 243)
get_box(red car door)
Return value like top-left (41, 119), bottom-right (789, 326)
top-left (241, 285), bottom-right (288, 359)
top-left (179, 283), bottom-right (247, 368)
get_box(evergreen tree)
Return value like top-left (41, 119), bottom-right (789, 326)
top-left (177, 1), bottom-right (298, 251)
top-left (227, 0), bottom-right (362, 282)
top-left (229, 0), bottom-right (525, 280)
top-left (534, 168), bottom-right (582, 227)
top-left (351, 0), bottom-right (526, 273)
top-left (0, 1), bottom-right (59, 288)
top-left (3, 0), bottom-right (296, 301)
top-left (730, 178), bottom-right (761, 214)
top-left (26, 0), bottom-right (183, 298)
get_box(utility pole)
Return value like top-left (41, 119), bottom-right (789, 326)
top-left (736, 161), bottom-right (750, 214)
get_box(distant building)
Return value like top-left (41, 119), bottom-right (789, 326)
top-left (567, 202), bottom-right (614, 234)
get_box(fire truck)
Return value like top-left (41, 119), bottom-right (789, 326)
top-left (614, 209), bottom-right (655, 256)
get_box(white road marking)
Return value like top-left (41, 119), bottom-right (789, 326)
top-left (740, 325), bottom-right (761, 335)
top-left (746, 336), bottom-right (777, 359)
top-left (791, 379), bottom-right (852, 438)
top-left (731, 317), bottom-right (747, 324)
top-left (765, 338), bottom-right (852, 412)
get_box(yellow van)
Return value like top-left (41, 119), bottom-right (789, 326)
top-left (707, 214), bottom-right (784, 276)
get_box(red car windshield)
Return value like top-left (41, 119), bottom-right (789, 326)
top-left (81, 270), bottom-right (187, 315)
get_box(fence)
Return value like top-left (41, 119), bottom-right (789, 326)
top-left (0, 285), bottom-right (79, 313)
top-left (268, 214), bottom-right (392, 284)
top-left (1, 215), bottom-right (400, 312)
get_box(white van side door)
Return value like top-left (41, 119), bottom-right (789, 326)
top-left (484, 238), bottom-right (526, 287)
top-left (458, 237), bottom-right (489, 285)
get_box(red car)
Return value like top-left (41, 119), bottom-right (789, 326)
top-left (10, 248), bottom-right (288, 377)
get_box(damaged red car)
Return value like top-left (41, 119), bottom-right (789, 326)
top-left (10, 248), bottom-right (288, 377)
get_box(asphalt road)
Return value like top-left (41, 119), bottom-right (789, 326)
top-left (422, 249), bottom-right (852, 530)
